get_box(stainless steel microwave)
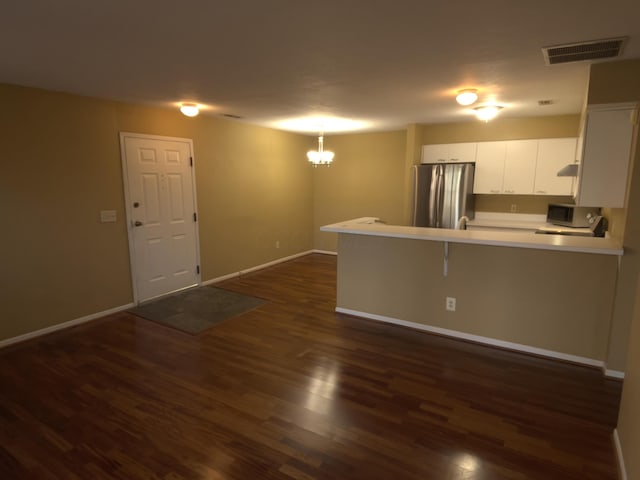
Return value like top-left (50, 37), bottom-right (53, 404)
top-left (547, 203), bottom-right (601, 227)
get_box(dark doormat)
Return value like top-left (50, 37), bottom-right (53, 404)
top-left (128, 286), bottom-right (266, 334)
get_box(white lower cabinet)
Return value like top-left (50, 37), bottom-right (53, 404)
top-left (533, 138), bottom-right (576, 196)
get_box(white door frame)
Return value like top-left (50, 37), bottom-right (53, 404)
top-left (119, 132), bottom-right (202, 304)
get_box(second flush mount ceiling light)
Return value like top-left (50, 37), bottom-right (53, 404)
top-left (455, 88), bottom-right (504, 121)
top-left (474, 105), bottom-right (503, 122)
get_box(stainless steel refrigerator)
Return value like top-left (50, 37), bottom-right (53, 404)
top-left (412, 163), bottom-right (475, 229)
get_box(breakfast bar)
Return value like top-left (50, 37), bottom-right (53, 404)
top-left (322, 217), bottom-right (623, 371)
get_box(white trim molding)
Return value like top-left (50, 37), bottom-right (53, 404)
top-left (603, 367), bottom-right (625, 380)
top-left (313, 249), bottom-right (337, 256)
top-left (202, 250), bottom-right (315, 286)
top-left (0, 303), bottom-right (136, 349)
top-left (336, 307), bottom-right (606, 370)
top-left (0, 250), bottom-right (328, 349)
top-left (613, 429), bottom-right (628, 480)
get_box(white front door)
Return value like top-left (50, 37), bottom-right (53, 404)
top-left (120, 133), bottom-right (200, 302)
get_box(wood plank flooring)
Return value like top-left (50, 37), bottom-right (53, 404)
top-left (0, 253), bottom-right (622, 479)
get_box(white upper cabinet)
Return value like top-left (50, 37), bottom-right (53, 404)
top-left (534, 138), bottom-right (577, 195)
top-left (474, 140), bottom-right (537, 194)
top-left (425, 137), bottom-right (580, 196)
top-left (503, 140), bottom-right (538, 194)
top-left (422, 142), bottom-right (477, 163)
top-left (474, 142), bottom-right (506, 194)
top-left (575, 105), bottom-right (637, 208)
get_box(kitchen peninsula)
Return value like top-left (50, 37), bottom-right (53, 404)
top-left (322, 217), bottom-right (623, 375)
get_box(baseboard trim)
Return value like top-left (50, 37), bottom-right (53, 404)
top-left (336, 307), bottom-right (605, 370)
top-left (613, 429), bottom-right (628, 480)
top-left (0, 302), bottom-right (136, 349)
top-left (0, 250), bottom-right (324, 349)
top-left (202, 250), bottom-right (315, 286)
top-left (603, 368), bottom-right (625, 380)
top-left (312, 249), bottom-right (337, 255)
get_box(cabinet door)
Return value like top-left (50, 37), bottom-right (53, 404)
top-left (534, 138), bottom-right (576, 195)
top-left (448, 142), bottom-right (477, 162)
top-left (421, 144), bottom-right (450, 163)
top-left (422, 143), bottom-right (477, 163)
top-left (576, 107), bottom-right (635, 208)
top-left (474, 142), bottom-right (506, 194)
top-left (503, 140), bottom-right (537, 194)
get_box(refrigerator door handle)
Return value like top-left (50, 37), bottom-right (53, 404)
top-left (434, 165), bottom-right (445, 228)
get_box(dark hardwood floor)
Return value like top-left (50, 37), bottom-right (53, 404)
top-left (0, 254), bottom-right (622, 479)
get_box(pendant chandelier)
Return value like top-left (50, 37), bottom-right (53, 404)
top-left (307, 133), bottom-right (334, 167)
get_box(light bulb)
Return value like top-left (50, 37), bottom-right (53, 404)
top-left (474, 105), bottom-right (502, 121)
top-left (180, 103), bottom-right (199, 117)
top-left (456, 89), bottom-right (478, 106)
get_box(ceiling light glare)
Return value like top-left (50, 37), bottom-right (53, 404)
top-left (474, 105), bottom-right (503, 122)
top-left (180, 103), bottom-right (200, 117)
top-left (456, 89), bottom-right (478, 106)
top-left (275, 116), bottom-right (369, 133)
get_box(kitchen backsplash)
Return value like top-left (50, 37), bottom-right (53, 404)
top-left (475, 194), bottom-right (573, 214)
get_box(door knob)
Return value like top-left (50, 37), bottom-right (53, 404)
top-left (134, 220), bottom-right (143, 227)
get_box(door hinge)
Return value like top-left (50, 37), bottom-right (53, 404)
top-left (196, 265), bottom-right (200, 274)
top-left (193, 212), bottom-right (197, 222)
top-left (190, 156), bottom-right (193, 167)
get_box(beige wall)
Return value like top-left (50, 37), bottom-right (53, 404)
top-left (475, 195), bottom-right (572, 214)
top-left (589, 59), bottom-right (640, 479)
top-left (421, 115), bottom-right (580, 143)
top-left (617, 277), bottom-right (640, 480)
top-left (116, 103), bottom-right (314, 277)
top-left (313, 130), bottom-right (407, 252)
top-left (586, 60), bottom-right (640, 372)
top-left (337, 234), bottom-right (617, 361)
top-left (0, 83), bottom-right (313, 341)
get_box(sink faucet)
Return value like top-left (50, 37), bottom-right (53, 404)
top-left (456, 216), bottom-right (469, 230)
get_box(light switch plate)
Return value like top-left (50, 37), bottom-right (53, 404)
top-left (100, 210), bottom-right (117, 223)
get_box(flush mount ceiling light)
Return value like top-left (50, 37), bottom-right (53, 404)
top-left (456, 89), bottom-right (478, 106)
top-left (180, 103), bottom-right (200, 117)
top-left (474, 105), bottom-right (503, 122)
top-left (307, 133), bottom-right (334, 167)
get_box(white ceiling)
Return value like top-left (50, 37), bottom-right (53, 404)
top-left (2, 0), bottom-right (640, 134)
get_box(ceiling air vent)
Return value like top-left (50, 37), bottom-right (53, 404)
top-left (542, 37), bottom-right (627, 65)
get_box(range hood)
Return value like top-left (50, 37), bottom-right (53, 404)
top-left (557, 163), bottom-right (579, 177)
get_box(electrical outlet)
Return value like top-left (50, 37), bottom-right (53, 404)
top-left (446, 297), bottom-right (456, 311)
top-left (275, 240), bottom-right (280, 249)
top-left (510, 204), bottom-right (517, 213)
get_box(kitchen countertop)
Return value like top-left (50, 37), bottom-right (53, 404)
top-left (321, 217), bottom-right (623, 256)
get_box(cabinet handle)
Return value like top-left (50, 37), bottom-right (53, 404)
top-left (437, 159), bottom-right (446, 162)
top-left (450, 158), bottom-right (459, 161)
top-left (536, 190), bottom-right (547, 194)
top-left (490, 189), bottom-right (501, 193)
